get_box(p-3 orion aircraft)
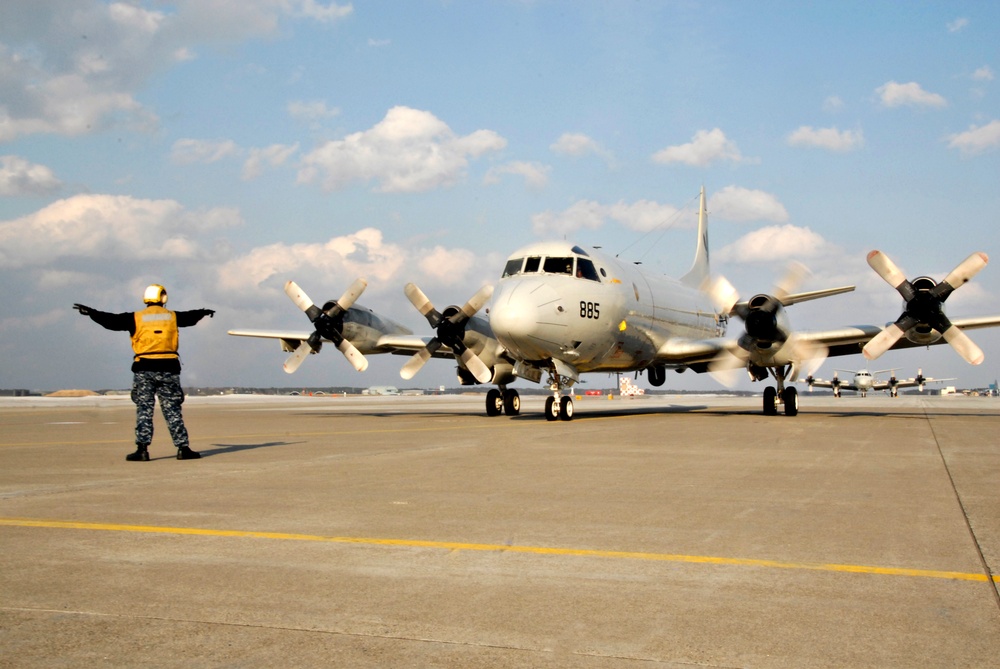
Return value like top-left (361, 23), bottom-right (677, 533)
top-left (801, 368), bottom-right (950, 398)
top-left (229, 188), bottom-right (1000, 420)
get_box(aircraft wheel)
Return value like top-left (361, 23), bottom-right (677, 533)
top-left (544, 396), bottom-right (558, 421)
top-left (503, 389), bottom-right (520, 416)
top-left (559, 396), bottom-right (574, 421)
top-left (782, 387), bottom-right (798, 416)
top-left (486, 389), bottom-right (503, 416)
top-left (763, 387), bottom-right (778, 415)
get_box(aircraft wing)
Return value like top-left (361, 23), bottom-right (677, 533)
top-left (656, 315), bottom-right (1000, 371)
top-left (227, 329), bottom-right (453, 358)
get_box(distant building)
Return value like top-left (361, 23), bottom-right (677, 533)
top-left (363, 386), bottom-right (400, 396)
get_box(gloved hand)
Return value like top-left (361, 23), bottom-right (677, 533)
top-left (73, 304), bottom-right (93, 316)
top-left (198, 309), bottom-right (216, 319)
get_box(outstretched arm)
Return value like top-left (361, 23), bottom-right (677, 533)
top-left (73, 304), bottom-right (134, 332)
top-left (177, 309), bottom-right (215, 327)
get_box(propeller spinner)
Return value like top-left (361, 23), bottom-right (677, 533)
top-left (400, 283), bottom-right (494, 383)
top-left (282, 278), bottom-right (369, 373)
top-left (863, 250), bottom-right (988, 365)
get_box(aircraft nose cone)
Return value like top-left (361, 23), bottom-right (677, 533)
top-left (491, 279), bottom-right (564, 360)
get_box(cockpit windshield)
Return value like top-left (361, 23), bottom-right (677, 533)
top-left (500, 252), bottom-right (601, 282)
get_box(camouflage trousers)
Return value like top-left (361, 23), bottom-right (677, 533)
top-left (131, 371), bottom-right (189, 449)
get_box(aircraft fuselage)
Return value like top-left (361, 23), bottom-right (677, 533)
top-left (489, 242), bottom-right (722, 378)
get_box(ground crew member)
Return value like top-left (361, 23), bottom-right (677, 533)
top-left (73, 285), bottom-right (214, 461)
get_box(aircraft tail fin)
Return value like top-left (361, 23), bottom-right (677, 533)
top-left (681, 186), bottom-right (710, 288)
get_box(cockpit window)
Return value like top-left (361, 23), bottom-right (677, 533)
top-left (576, 258), bottom-right (600, 282)
top-left (524, 256), bottom-right (541, 273)
top-left (543, 257), bottom-right (574, 275)
top-left (502, 258), bottom-right (523, 278)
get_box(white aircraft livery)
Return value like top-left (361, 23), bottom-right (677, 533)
top-left (229, 188), bottom-right (1000, 420)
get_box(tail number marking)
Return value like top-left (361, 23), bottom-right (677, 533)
top-left (580, 301), bottom-right (600, 319)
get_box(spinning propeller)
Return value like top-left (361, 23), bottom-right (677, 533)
top-left (282, 278), bottom-right (369, 374)
top-left (400, 283), bottom-right (494, 383)
top-left (704, 263), bottom-right (836, 385)
top-left (863, 250), bottom-right (988, 365)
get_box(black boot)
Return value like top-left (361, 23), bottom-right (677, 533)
top-left (126, 446), bottom-right (150, 462)
top-left (177, 446), bottom-right (201, 460)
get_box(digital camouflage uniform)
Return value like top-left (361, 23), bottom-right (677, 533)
top-left (74, 299), bottom-right (213, 460)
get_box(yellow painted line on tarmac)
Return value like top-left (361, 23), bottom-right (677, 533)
top-left (2, 517), bottom-right (997, 584)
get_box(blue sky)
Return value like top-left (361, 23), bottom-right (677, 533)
top-left (1, 1), bottom-right (998, 392)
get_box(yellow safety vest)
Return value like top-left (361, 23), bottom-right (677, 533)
top-left (131, 306), bottom-right (179, 362)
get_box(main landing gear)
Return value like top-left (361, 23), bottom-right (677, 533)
top-left (486, 386), bottom-right (520, 416)
top-left (761, 365), bottom-right (798, 417)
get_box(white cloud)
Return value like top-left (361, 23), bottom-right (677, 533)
top-left (946, 120), bottom-right (1000, 156)
top-left (288, 100), bottom-right (341, 123)
top-left (786, 126), bottom-right (864, 152)
top-left (709, 186), bottom-right (789, 223)
top-left (483, 161), bottom-right (550, 189)
top-left (214, 228), bottom-right (492, 305)
top-left (531, 199), bottom-right (682, 236)
top-left (822, 96), bottom-right (845, 113)
top-left (716, 225), bottom-right (832, 263)
top-left (876, 81), bottom-right (947, 109)
top-left (550, 132), bottom-right (615, 165)
top-left (292, 0), bottom-right (354, 23)
top-left (971, 66), bottom-right (994, 82)
top-left (242, 143), bottom-right (300, 179)
top-left (171, 138), bottom-right (241, 164)
top-left (297, 106), bottom-right (507, 193)
top-left (0, 0), bottom-right (351, 142)
top-left (418, 246), bottom-right (478, 282)
top-left (651, 128), bottom-right (749, 167)
top-left (0, 194), bottom-right (242, 269)
top-left (215, 228), bottom-right (406, 296)
top-left (947, 17), bottom-right (969, 33)
top-left (0, 155), bottom-right (62, 195)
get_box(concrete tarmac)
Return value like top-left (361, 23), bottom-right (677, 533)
top-left (1, 392), bottom-right (999, 668)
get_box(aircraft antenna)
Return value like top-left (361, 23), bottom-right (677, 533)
top-left (615, 191), bottom-right (701, 264)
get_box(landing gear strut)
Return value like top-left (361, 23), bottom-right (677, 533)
top-left (761, 365), bottom-right (798, 416)
top-left (543, 368), bottom-right (575, 421)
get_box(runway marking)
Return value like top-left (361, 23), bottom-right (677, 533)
top-left (3, 517), bottom-right (998, 584)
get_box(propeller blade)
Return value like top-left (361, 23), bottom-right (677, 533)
top-left (454, 284), bottom-right (494, 322)
top-left (702, 275), bottom-right (740, 314)
top-left (400, 341), bottom-right (440, 380)
top-left (933, 252), bottom-right (989, 299)
top-left (282, 340), bottom-right (313, 374)
top-left (862, 323), bottom-right (905, 361)
top-left (337, 338), bottom-right (369, 372)
top-left (707, 348), bottom-right (748, 388)
top-left (941, 325), bottom-right (985, 365)
top-left (780, 337), bottom-right (828, 381)
top-left (774, 261), bottom-right (809, 303)
top-left (867, 250), bottom-right (914, 301)
top-left (404, 283), bottom-right (441, 326)
top-left (457, 347), bottom-right (492, 384)
top-left (331, 278), bottom-right (368, 314)
top-left (285, 280), bottom-right (322, 320)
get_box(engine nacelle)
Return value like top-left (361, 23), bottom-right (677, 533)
top-left (743, 294), bottom-right (792, 347)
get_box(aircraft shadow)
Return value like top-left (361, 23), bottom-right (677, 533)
top-left (200, 441), bottom-right (303, 458)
